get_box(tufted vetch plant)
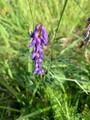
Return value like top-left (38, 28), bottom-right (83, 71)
top-left (29, 24), bottom-right (48, 75)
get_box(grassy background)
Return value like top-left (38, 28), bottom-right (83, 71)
top-left (0, 0), bottom-right (90, 120)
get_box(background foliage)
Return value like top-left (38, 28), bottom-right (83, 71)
top-left (0, 0), bottom-right (90, 120)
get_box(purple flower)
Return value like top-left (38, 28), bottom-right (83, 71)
top-left (29, 24), bottom-right (48, 75)
top-left (84, 24), bottom-right (90, 44)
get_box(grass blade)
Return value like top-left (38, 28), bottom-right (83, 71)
top-left (55, 0), bottom-right (68, 33)
top-left (16, 106), bottom-right (51, 120)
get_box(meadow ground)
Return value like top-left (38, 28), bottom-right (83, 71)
top-left (0, 0), bottom-right (90, 120)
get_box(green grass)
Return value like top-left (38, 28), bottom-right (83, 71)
top-left (0, 0), bottom-right (90, 120)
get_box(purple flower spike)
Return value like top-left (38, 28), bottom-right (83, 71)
top-left (29, 24), bottom-right (48, 75)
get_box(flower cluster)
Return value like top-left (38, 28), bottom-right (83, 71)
top-left (84, 17), bottom-right (90, 44)
top-left (79, 17), bottom-right (90, 48)
top-left (29, 24), bottom-right (48, 75)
